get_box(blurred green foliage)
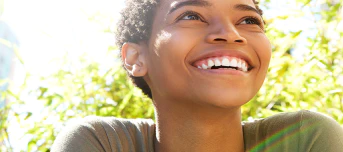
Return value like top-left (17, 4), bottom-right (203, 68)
top-left (242, 0), bottom-right (343, 123)
top-left (1, 0), bottom-right (343, 151)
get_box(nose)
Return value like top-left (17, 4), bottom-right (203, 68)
top-left (205, 23), bottom-right (247, 45)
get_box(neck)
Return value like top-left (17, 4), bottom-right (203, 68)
top-left (153, 98), bottom-right (245, 152)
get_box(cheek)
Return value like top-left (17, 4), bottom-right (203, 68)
top-left (250, 33), bottom-right (272, 69)
top-left (254, 34), bottom-right (272, 89)
top-left (260, 36), bottom-right (272, 69)
top-left (152, 30), bottom-right (172, 56)
top-left (245, 33), bottom-right (271, 89)
top-left (151, 28), bottom-right (204, 64)
top-left (147, 29), bottom-right (203, 96)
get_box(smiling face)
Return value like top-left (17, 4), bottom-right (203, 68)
top-left (141, 0), bottom-right (271, 108)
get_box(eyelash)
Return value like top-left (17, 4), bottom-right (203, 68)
top-left (176, 11), bottom-right (264, 27)
top-left (177, 11), bottom-right (205, 22)
top-left (240, 16), bottom-right (263, 26)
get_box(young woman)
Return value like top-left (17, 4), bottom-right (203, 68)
top-left (52, 0), bottom-right (343, 151)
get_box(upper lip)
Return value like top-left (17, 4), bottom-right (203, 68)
top-left (189, 50), bottom-right (255, 69)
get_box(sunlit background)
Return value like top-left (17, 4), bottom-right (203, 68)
top-left (1, 0), bottom-right (125, 150)
top-left (1, 0), bottom-right (342, 151)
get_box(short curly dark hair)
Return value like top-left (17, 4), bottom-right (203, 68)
top-left (115, 0), bottom-right (263, 99)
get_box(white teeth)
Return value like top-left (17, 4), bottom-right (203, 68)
top-left (243, 67), bottom-right (247, 72)
top-left (242, 62), bottom-right (247, 72)
top-left (214, 59), bottom-right (221, 66)
top-left (208, 60), bottom-right (214, 67)
top-left (222, 58), bottom-right (230, 66)
top-left (231, 59), bottom-right (238, 67)
top-left (237, 61), bottom-right (242, 69)
top-left (202, 64), bottom-right (208, 69)
top-left (197, 57), bottom-right (250, 71)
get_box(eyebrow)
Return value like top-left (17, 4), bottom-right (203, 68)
top-left (168, 0), bottom-right (212, 14)
top-left (168, 1), bottom-right (261, 16)
top-left (234, 4), bottom-right (261, 16)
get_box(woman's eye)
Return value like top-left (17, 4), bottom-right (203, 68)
top-left (182, 14), bottom-right (201, 20)
top-left (178, 11), bottom-right (204, 21)
top-left (240, 17), bottom-right (261, 25)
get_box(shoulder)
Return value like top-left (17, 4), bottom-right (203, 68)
top-left (243, 110), bottom-right (343, 151)
top-left (51, 116), bottom-right (155, 152)
top-left (243, 110), bottom-right (342, 129)
top-left (276, 110), bottom-right (343, 138)
top-left (298, 110), bottom-right (343, 151)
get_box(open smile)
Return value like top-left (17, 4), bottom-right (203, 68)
top-left (190, 50), bottom-right (255, 74)
top-left (193, 56), bottom-right (253, 72)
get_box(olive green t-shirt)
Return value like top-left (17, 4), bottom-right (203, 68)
top-left (51, 110), bottom-right (343, 152)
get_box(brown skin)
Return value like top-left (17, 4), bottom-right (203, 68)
top-left (122, 0), bottom-right (271, 151)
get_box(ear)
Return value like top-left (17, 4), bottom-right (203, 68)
top-left (121, 43), bottom-right (147, 77)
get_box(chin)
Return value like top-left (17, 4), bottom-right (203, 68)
top-left (192, 90), bottom-right (254, 109)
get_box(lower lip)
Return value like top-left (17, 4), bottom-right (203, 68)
top-left (194, 67), bottom-right (249, 76)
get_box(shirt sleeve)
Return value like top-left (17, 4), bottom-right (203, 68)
top-left (243, 110), bottom-right (343, 152)
top-left (51, 117), bottom-right (113, 152)
top-left (50, 116), bottom-right (155, 152)
top-left (299, 110), bottom-right (343, 152)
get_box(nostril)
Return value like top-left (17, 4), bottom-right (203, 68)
top-left (235, 39), bottom-right (243, 43)
top-left (214, 38), bottom-right (227, 42)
